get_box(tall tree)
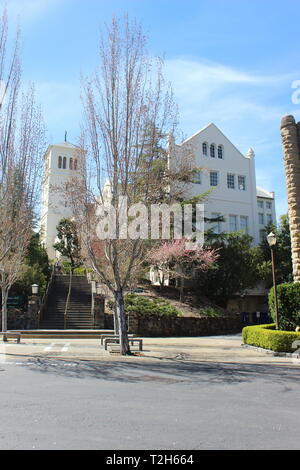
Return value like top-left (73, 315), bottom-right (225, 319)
top-left (197, 230), bottom-right (264, 308)
top-left (259, 214), bottom-right (293, 285)
top-left (53, 218), bottom-right (82, 329)
top-left (0, 9), bottom-right (46, 332)
top-left (66, 17), bottom-right (197, 354)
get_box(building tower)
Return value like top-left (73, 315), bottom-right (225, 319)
top-left (40, 140), bottom-right (83, 261)
top-left (280, 114), bottom-right (300, 282)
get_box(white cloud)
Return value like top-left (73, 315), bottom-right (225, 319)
top-left (4, 0), bottom-right (64, 23)
top-left (164, 58), bottom-right (290, 218)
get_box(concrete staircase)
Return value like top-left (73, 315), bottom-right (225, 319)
top-left (40, 275), bottom-right (94, 329)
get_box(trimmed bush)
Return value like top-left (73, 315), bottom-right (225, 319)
top-left (125, 294), bottom-right (183, 317)
top-left (268, 282), bottom-right (300, 331)
top-left (242, 323), bottom-right (300, 353)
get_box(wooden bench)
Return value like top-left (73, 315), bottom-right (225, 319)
top-left (2, 332), bottom-right (21, 343)
top-left (100, 334), bottom-right (136, 346)
top-left (104, 337), bottom-right (143, 351)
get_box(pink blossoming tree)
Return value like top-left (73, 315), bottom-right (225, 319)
top-left (146, 239), bottom-right (219, 301)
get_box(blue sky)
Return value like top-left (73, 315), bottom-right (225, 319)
top-left (4, 0), bottom-right (300, 218)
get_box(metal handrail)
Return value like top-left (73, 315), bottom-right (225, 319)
top-left (37, 264), bottom-right (55, 328)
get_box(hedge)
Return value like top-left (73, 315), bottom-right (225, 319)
top-left (268, 282), bottom-right (300, 331)
top-left (242, 323), bottom-right (300, 353)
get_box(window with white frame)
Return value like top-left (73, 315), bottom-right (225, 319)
top-left (266, 201), bottom-right (272, 210)
top-left (259, 229), bottom-right (265, 243)
top-left (58, 156), bottom-right (62, 169)
top-left (193, 170), bottom-right (201, 184)
top-left (63, 156), bottom-right (67, 169)
top-left (258, 200), bottom-right (263, 209)
top-left (210, 171), bottom-right (218, 186)
top-left (227, 173), bottom-right (235, 189)
top-left (266, 214), bottom-right (272, 224)
top-left (238, 175), bottom-right (246, 191)
top-left (210, 144), bottom-right (215, 158)
top-left (258, 213), bottom-right (264, 225)
top-left (229, 215), bottom-right (238, 232)
top-left (217, 145), bottom-right (223, 159)
top-left (211, 212), bottom-right (221, 234)
top-left (202, 142), bottom-right (207, 156)
top-left (240, 216), bottom-right (248, 233)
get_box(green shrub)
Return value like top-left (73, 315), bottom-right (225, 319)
top-left (242, 323), bottom-right (300, 353)
top-left (73, 267), bottom-right (87, 275)
top-left (268, 282), bottom-right (300, 331)
top-left (198, 306), bottom-right (219, 317)
top-left (124, 294), bottom-right (183, 317)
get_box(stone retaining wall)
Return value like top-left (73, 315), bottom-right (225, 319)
top-left (104, 312), bottom-right (242, 336)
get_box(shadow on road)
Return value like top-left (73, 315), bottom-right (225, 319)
top-left (21, 356), bottom-right (300, 386)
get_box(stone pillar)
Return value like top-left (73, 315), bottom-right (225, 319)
top-left (92, 294), bottom-right (105, 328)
top-left (280, 114), bottom-right (300, 282)
top-left (27, 295), bottom-right (40, 329)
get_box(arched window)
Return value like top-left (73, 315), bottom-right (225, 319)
top-left (210, 144), bottom-right (215, 158)
top-left (69, 158), bottom-right (73, 170)
top-left (63, 157), bottom-right (67, 169)
top-left (58, 156), bottom-right (62, 168)
top-left (74, 159), bottom-right (78, 170)
top-left (202, 142), bottom-right (207, 156)
top-left (218, 145), bottom-right (223, 159)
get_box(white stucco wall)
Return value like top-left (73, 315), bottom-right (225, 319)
top-left (171, 123), bottom-right (276, 245)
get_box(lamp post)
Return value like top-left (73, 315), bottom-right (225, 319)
top-left (31, 284), bottom-right (39, 295)
top-left (267, 232), bottom-right (279, 330)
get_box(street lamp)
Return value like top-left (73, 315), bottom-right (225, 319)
top-left (31, 284), bottom-right (39, 295)
top-left (267, 232), bottom-right (279, 329)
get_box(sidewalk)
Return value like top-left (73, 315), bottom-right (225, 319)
top-left (0, 334), bottom-right (297, 366)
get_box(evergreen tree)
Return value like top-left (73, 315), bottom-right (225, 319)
top-left (53, 218), bottom-right (81, 272)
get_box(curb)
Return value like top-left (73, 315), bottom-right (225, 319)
top-left (241, 343), bottom-right (300, 358)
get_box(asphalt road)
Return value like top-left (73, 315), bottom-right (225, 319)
top-left (0, 355), bottom-right (299, 450)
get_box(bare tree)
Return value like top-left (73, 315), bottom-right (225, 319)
top-left (66, 17), bottom-right (197, 355)
top-left (0, 10), bottom-right (46, 332)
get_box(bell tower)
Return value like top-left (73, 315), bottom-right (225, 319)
top-left (40, 139), bottom-right (83, 261)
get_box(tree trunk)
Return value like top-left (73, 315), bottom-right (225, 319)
top-left (114, 289), bottom-right (130, 355)
top-left (113, 306), bottom-right (119, 335)
top-left (1, 286), bottom-right (8, 333)
top-left (179, 277), bottom-right (184, 303)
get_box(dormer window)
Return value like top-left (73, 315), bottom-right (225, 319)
top-left (210, 144), bottom-right (215, 158)
top-left (58, 156), bottom-right (62, 169)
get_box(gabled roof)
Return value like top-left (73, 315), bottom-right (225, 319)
top-left (178, 122), bottom-right (246, 159)
top-left (256, 187), bottom-right (274, 199)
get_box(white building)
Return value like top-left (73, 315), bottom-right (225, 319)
top-left (40, 140), bottom-right (83, 260)
top-left (171, 123), bottom-right (276, 244)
